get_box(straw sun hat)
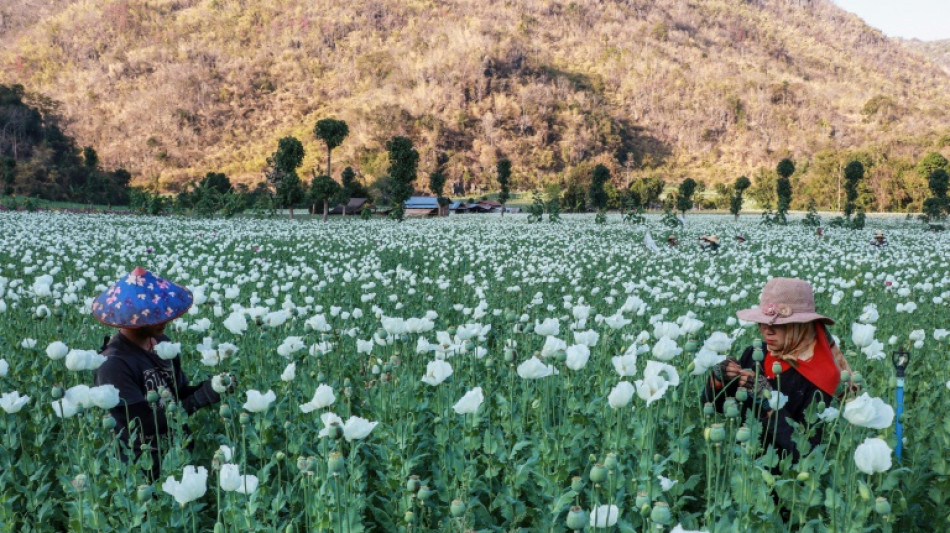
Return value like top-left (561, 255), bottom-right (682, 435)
top-left (736, 277), bottom-right (834, 326)
top-left (700, 235), bottom-right (720, 244)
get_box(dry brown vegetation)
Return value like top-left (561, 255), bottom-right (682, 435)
top-left (2, 0), bottom-right (950, 209)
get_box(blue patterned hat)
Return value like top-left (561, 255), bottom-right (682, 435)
top-left (92, 267), bottom-right (193, 328)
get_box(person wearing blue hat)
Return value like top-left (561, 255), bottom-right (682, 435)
top-left (93, 267), bottom-right (228, 480)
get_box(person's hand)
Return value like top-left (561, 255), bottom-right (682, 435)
top-left (722, 360), bottom-right (756, 388)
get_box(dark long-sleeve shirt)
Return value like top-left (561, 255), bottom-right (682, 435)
top-left (701, 345), bottom-right (832, 461)
top-left (95, 333), bottom-right (217, 479)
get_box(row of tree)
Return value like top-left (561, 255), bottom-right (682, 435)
top-left (0, 84), bottom-right (131, 205)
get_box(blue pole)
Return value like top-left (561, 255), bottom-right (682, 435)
top-left (895, 379), bottom-right (904, 462)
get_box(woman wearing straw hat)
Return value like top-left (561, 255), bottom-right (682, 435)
top-left (699, 234), bottom-right (720, 252)
top-left (93, 267), bottom-right (228, 480)
top-left (703, 278), bottom-right (852, 460)
top-left (870, 230), bottom-right (888, 248)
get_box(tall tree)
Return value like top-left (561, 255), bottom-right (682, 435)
top-left (775, 158), bottom-right (795, 224)
top-left (675, 177), bottom-right (697, 215)
top-left (923, 168), bottom-right (949, 223)
top-left (266, 136), bottom-right (305, 219)
top-left (589, 164), bottom-right (610, 211)
top-left (730, 175), bottom-right (751, 220)
top-left (429, 169), bottom-right (448, 216)
top-left (314, 118), bottom-right (349, 178)
top-left (497, 158), bottom-right (512, 216)
top-left (843, 160), bottom-right (864, 220)
top-left (1, 158), bottom-right (15, 196)
top-left (201, 172), bottom-right (232, 195)
top-left (310, 172), bottom-right (341, 223)
top-left (386, 136), bottom-right (418, 222)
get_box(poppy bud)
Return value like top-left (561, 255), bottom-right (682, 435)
top-left (275, 451), bottom-right (286, 461)
top-left (859, 481), bottom-right (871, 501)
top-left (214, 523), bottom-right (225, 533)
top-left (840, 370), bottom-right (851, 383)
top-left (503, 348), bottom-right (515, 362)
top-left (51, 385), bottom-right (64, 400)
top-left (590, 463), bottom-right (607, 483)
top-left (71, 474), bottom-right (87, 492)
top-left (566, 506), bottom-right (588, 530)
top-left (450, 499), bottom-right (466, 517)
top-left (328, 451), bottom-right (344, 474)
top-left (407, 475), bottom-right (420, 493)
top-left (875, 497), bottom-right (891, 515)
top-left (851, 372), bottom-right (864, 385)
top-left (650, 502), bottom-right (671, 525)
top-left (137, 484), bottom-right (154, 503)
top-left (797, 472), bottom-right (810, 481)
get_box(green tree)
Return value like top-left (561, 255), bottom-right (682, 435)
top-left (729, 175), bottom-right (751, 220)
top-left (775, 158), bottom-right (795, 225)
top-left (310, 173), bottom-right (341, 223)
top-left (314, 118), bottom-right (349, 177)
top-left (803, 198), bottom-right (822, 227)
top-left (201, 172), bottom-right (232, 195)
top-left (497, 158), bottom-right (512, 217)
top-left (386, 136), bottom-right (418, 222)
top-left (843, 160), bottom-right (864, 220)
top-left (82, 146), bottom-right (99, 170)
top-left (917, 152), bottom-right (949, 183)
top-left (632, 176), bottom-right (665, 207)
top-left (589, 164), bottom-right (610, 213)
top-left (266, 136), bottom-right (306, 219)
top-left (1, 158), bottom-right (15, 196)
top-left (429, 169), bottom-right (448, 216)
top-left (675, 178), bottom-right (697, 215)
top-left (923, 168), bottom-right (950, 223)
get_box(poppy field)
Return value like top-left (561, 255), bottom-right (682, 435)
top-left (0, 211), bottom-right (949, 532)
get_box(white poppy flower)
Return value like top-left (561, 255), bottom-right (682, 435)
top-left (843, 393), bottom-right (894, 429)
top-left (453, 387), bottom-right (484, 414)
top-left (854, 437), bottom-right (892, 475)
top-left (162, 465), bottom-right (208, 506)
top-left (242, 390), bottom-right (276, 412)
top-left (343, 416), bottom-right (379, 441)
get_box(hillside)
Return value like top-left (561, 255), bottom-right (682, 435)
top-left (2, 0), bottom-right (950, 208)
top-left (901, 38), bottom-right (950, 74)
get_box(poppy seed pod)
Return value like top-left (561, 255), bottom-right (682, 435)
top-left (590, 463), bottom-right (607, 483)
top-left (219, 404), bottom-right (231, 418)
top-left (239, 412), bottom-right (250, 425)
top-left (703, 402), bottom-right (714, 416)
top-left (450, 499), bottom-right (466, 517)
top-left (51, 385), bottom-right (64, 400)
top-left (296, 456), bottom-right (310, 473)
top-left (635, 491), bottom-right (650, 509)
top-left (709, 423), bottom-right (726, 443)
top-left (146, 390), bottom-right (159, 404)
top-left (406, 475), bottom-right (420, 493)
top-left (571, 476), bottom-right (584, 492)
top-left (650, 502), bottom-right (671, 525)
top-left (875, 497), bottom-right (891, 515)
top-left (752, 347), bottom-right (764, 362)
top-left (684, 339), bottom-right (698, 353)
top-left (771, 362), bottom-right (783, 375)
top-left (102, 414), bottom-right (116, 431)
top-left (735, 388), bottom-right (749, 402)
top-left (736, 426), bottom-right (751, 442)
top-left (404, 511), bottom-right (416, 524)
top-left (603, 453), bottom-right (618, 470)
top-left (417, 485), bottom-right (434, 501)
top-left (275, 451), bottom-right (286, 461)
top-left (328, 451), bottom-right (344, 474)
top-left (565, 506), bottom-right (588, 530)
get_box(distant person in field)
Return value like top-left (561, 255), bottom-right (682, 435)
top-left (870, 230), bottom-right (888, 248)
top-left (816, 227), bottom-right (824, 237)
top-left (699, 234), bottom-right (720, 252)
top-left (667, 234), bottom-right (680, 246)
top-left (736, 234), bottom-right (748, 245)
top-left (93, 267), bottom-right (230, 480)
top-left (702, 278), bottom-right (853, 461)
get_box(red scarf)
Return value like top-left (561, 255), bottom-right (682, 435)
top-left (764, 325), bottom-right (840, 396)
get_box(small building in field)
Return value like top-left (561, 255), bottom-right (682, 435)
top-left (329, 198), bottom-right (371, 215)
top-left (403, 196), bottom-right (440, 217)
top-left (448, 201), bottom-right (470, 214)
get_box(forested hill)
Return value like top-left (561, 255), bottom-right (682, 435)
top-left (901, 39), bottom-right (950, 74)
top-left (2, 0), bottom-right (950, 210)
